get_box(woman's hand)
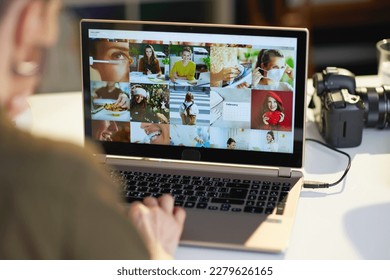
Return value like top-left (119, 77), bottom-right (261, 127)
top-left (221, 66), bottom-right (240, 82)
top-left (279, 112), bottom-right (285, 123)
top-left (262, 113), bottom-right (269, 125)
top-left (170, 73), bottom-right (177, 82)
top-left (285, 65), bottom-right (294, 80)
top-left (115, 93), bottom-right (130, 109)
top-left (195, 136), bottom-right (204, 144)
top-left (156, 113), bottom-right (168, 124)
top-left (128, 195), bottom-right (186, 259)
top-left (252, 67), bottom-right (263, 86)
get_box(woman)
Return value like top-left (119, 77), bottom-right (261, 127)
top-left (252, 49), bottom-right (294, 91)
top-left (0, 0), bottom-right (184, 260)
top-left (261, 91), bottom-right (285, 130)
top-left (130, 85), bottom-right (150, 122)
top-left (179, 92), bottom-right (199, 125)
top-left (265, 131), bottom-right (279, 152)
top-left (130, 85), bottom-right (168, 123)
top-left (138, 44), bottom-right (162, 76)
top-left (170, 47), bottom-right (196, 82)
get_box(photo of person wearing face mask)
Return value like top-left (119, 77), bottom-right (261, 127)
top-left (252, 49), bottom-right (294, 91)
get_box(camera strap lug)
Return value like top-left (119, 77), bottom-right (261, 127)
top-left (341, 89), bottom-right (360, 104)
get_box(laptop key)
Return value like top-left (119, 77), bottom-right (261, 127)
top-left (196, 203), bottom-right (208, 209)
top-left (172, 189), bottom-right (183, 195)
top-left (211, 198), bottom-right (245, 205)
top-left (174, 201), bottom-right (184, 207)
top-left (137, 186), bottom-right (148, 192)
top-left (187, 196), bottom-right (198, 202)
top-left (226, 182), bottom-right (250, 189)
top-left (125, 197), bottom-right (143, 203)
top-left (184, 202), bottom-right (195, 208)
top-left (276, 203), bottom-right (286, 215)
top-left (246, 201), bottom-right (256, 206)
top-left (244, 206), bottom-right (264, 214)
top-left (229, 188), bottom-right (248, 199)
top-left (198, 197), bottom-right (210, 203)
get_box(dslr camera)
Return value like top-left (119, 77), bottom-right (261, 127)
top-left (311, 67), bottom-right (390, 147)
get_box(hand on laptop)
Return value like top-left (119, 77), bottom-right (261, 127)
top-left (128, 194), bottom-right (186, 259)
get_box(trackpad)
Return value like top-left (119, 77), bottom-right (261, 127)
top-left (181, 210), bottom-right (267, 246)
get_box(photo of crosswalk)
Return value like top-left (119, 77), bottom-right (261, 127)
top-left (168, 86), bottom-right (210, 126)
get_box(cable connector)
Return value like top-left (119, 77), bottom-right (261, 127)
top-left (303, 181), bottom-right (330, 189)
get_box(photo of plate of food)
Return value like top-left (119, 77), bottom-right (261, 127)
top-left (103, 102), bottom-right (129, 116)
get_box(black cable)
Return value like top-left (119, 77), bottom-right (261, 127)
top-left (303, 138), bottom-right (352, 189)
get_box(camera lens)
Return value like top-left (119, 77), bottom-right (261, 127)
top-left (356, 85), bottom-right (390, 129)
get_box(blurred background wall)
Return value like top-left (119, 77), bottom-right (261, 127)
top-left (38, 0), bottom-right (390, 93)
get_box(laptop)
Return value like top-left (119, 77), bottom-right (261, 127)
top-left (80, 19), bottom-right (308, 253)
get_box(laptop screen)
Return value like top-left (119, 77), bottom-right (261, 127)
top-left (81, 20), bottom-right (308, 168)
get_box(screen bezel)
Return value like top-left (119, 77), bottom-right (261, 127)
top-left (81, 19), bottom-right (308, 168)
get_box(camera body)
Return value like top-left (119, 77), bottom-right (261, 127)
top-left (312, 67), bottom-right (390, 148)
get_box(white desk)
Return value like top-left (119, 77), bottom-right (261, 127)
top-left (27, 76), bottom-right (390, 259)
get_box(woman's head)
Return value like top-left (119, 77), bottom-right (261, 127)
top-left (131, 85), bottom-right (148, 107)
top-left (266, 131), bottom-right (275, 142)
top-left (226, 138), bottom-right (236, 149)
top-left (0, 0), bottom-right (61, 119)
top-left (185, 92), bottom-right (194, 102)
top-left (264, 91), bottom-right (284, 112)
top-left (256, 49), bottom-right (285, 76)
top-left (143, 44), bottom-right (156, 60)
top-left (181, 47), bottom-right (192, 62)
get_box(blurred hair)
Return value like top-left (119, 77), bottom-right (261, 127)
top-left (0, 0), bottom-right (50, 21)
top-left (185, 92), bottom-right (194, 102)
top-left (0, 0), bottom-right (13, 20)
top-left (227, 137), bottom-right (236, 145)
top-left (182, 46), bottom-right (192, 54)
top-left (267, 131), bottom-right (275, 140)
top-left (143, 44), bottom-right (157, 60)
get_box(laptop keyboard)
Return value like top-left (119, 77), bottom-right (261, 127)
top-left (112, 170), bottom-right (291, 215)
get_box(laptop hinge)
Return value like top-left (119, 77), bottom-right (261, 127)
top-left (278, 167), bottom-right (292, 178)
top-left (94, 153), bottom-right (107, 164)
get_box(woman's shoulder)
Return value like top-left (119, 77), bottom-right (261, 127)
top-left (1, 121), bottom-right (108, 192)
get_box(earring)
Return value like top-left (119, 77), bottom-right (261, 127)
top-left (12, 61), bottom-right (41, 77)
